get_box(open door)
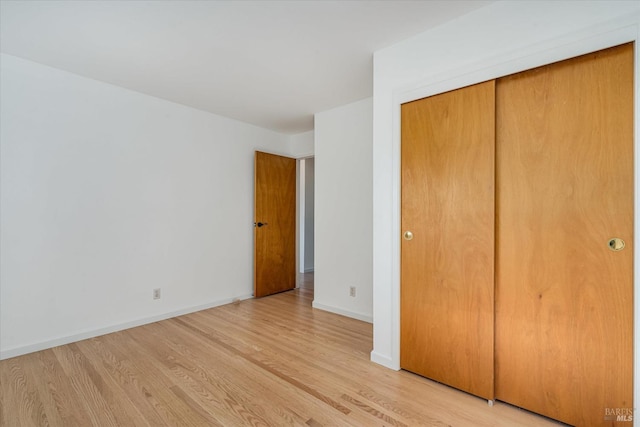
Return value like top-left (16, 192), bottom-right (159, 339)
top-left (254, 151), bottom-right (296, 298)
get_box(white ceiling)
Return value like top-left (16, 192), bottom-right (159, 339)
top-left (0, 0), bottom-right (492, 134)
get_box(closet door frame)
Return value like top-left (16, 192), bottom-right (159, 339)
top-left (385, 24), bottom-right (640, 412)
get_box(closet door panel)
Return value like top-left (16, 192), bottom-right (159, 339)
top-left (495, 43), bottom-right (633, 426)
top-left (401, 81), bottom-right (495, 400)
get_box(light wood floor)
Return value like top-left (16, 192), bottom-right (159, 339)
top-left (1, 274), bottom-right (564, 426)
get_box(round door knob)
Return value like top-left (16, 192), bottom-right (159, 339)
top-left (403, 231), bottom-right (413, 241)
top-left (608, 237), bottom-right (625, 251)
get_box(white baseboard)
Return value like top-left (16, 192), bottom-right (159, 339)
top-left (0, 294), bottom-right (253, 360)
top-left (370, 350), bottom-right (399, 370)
top-left (311, 301), bottom-right (373, 323)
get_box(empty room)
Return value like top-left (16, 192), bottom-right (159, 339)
top-left (1, 1), bottom-right (638, 426)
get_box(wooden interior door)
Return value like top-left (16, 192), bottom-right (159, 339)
top-left (400, 81), bottom-right (496, 400)
top-left (495, 43), bottom-right (634, 426)
top-left (254, 151), bottom-right (296, 298)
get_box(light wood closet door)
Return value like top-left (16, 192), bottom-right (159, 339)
top-left (401, 81), bottom-right (495, 400)
top-left (495, 43), bottom-right (634, 426)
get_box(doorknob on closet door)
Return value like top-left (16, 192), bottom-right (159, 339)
top-left (403, 231), bottom-right (413, 241)
top-left (608, 237), bottom-right (625, 251)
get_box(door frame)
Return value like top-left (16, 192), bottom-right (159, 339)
top-left (377, 19), bottom-right (640, 411)
top-left (297, 156), bottom-right (315, 275)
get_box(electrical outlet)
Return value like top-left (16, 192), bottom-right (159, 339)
top-left (349, 286), bottom-right (356, 297)
top-left (153, 288), bottom-right (161, 300)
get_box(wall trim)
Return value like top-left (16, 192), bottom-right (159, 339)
top-left (0, 294), bottom-right (253, 360)
top-left (312, 301), bottom-right (373, 323)
top-left (370, 351), bottom-right (396, 370)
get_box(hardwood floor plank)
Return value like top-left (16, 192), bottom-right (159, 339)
top-left (52, 344), bottom-right (122, 427)
top-left (2, 355), bottom-right (50, 427)
top-left (71, 342), bottom-right (153, 427)
top-left (181, 308), bottom-right (419, 425)
top-left (172, 317), bottom-right (353, 416)
top-left (121, 325), bottom-right (252, 426)
top-left (125, 318), bottom-right (314, 426)
top-left (75, 337), bottom-right (165, 427)
top-left (19, 351), bottom-right (70, 427)
top-left (341, 394), bottom-right (407, 427)
top-left (133, 315), bottom-right (347, 426)
top-left (1, 274), bottom-right (565, 426)
top-left (168, 386), bottom-right (225, 426)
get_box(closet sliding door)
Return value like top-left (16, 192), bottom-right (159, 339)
top-left (495, 43), bottom-right (634, 426)
top-left (401, 43), bottom-right (633, 426)
top-left (400, 81), bottom-right (496, 400)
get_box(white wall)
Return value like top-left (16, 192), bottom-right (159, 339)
top-left (314, 97), bottom-right (372, 322)
top-left (289, 130), bottom-right (314, 158)
top-left (370, 0), bottom-right (640, 409)
top-left (0, 54), bottom-right (290, 359)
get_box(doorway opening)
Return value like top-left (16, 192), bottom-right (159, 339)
top-left (298, 157), bottom-right (315, 290)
